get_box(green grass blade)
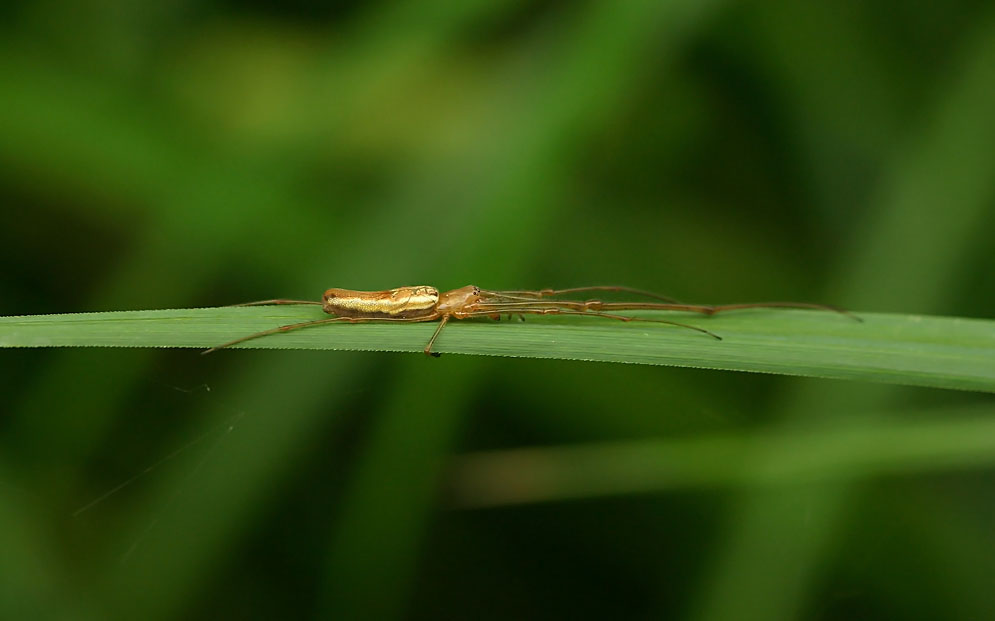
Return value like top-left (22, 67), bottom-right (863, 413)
top-left (449, 403), bottom-right (995, 507)
top-left (1, 307), bottom-right (992, 392)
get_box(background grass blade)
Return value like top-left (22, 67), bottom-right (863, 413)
top-left (1, 307), bottom-right (992, 392)
top-left (449, 402), bottom-right (995, 507)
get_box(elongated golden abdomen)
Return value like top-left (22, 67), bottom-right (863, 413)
top-left (322, 286), bottom-right (440, 318)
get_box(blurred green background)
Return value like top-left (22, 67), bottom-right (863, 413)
top-left (2, 0), bottom-right (995, 619)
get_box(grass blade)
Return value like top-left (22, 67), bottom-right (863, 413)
top-left (449, 403), bottom-right (995, 507)
top-left (1, 307), bottom-right (992, 392)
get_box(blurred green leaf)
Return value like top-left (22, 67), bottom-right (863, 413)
top-left (451, 403), bottom-right (995, 507)
top-left (2, 306), bottom-right (992, 392)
